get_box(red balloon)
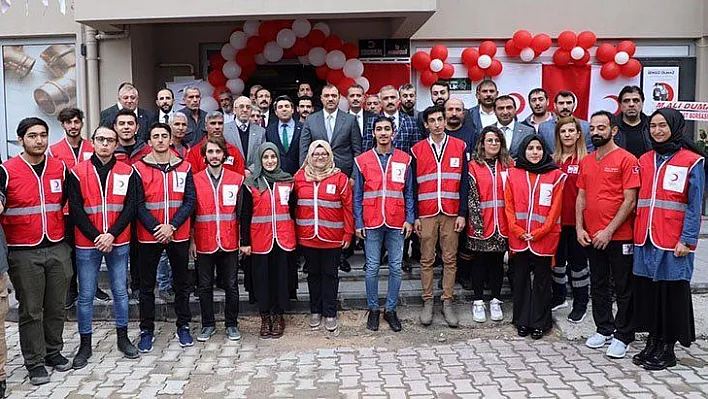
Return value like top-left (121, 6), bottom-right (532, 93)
top-left (208, 69), bottom-right (227, 87)
top-left (291, 38), bottom-right (310, 56)
top-left (241, 62), bottom-right (256, 76)
top-left (512, 30), bottom-right (533, 50)
top-left (411, 51), bottom-right (431, 71)
top-left (340, 43), bottom-right (359, 59)
top-left (617, 40), bottom-right (636, 57)
top-left (467, 65), bottom-right (485, 82)
top-left (557, 31), bottom-right (577, 51)
top-left (439, 63), bottom-right (455, 79)
top-left (277, 20), bottom-right (292, 29)
top-left (531, 34), bottom-right (552, 53)
top-left (306, 29), bottom-right (326, 47)
top-left (479, 41), bottom-right (497, 57)
top-left (209, 53), bottom-right (227, 69)
top-left (504, 40), bottom-right (521, 57)
top-left (595, 43), bottom-right (617, 63)
top-left (327, 69), bottom-right (345, 85)
top-left (246, 36), bottom-right (265, 54)
top-left (338, 77), bottom-right (356, 94)
top-left (323, 35), bottom-right (343, 52)
top-left (577, 31), bottom-right (597, 49)
top-left (236, 51), bottom-right (255, 68)
top-left (572, 50), bottom-right (590, 65)
top-left (620, 59), bottom-right (642, 77)
top-left (420, 70), bottom-right (438, 87)
top-left (430, 44), bottom-right (449, 61)
top-left (258, 21), bottom-right (279, 42)
top-left (487, 59), bottom-right (503, 77)
top-left (315, 65), bottom-right (330, 80)
top-left (600, 62), bottom-right (621, 80)
top-left (283, 49), bottom-right (295, 59)
top-left (552, 49), bottom-right (571, 66)
top-left (461, 48), bottom-right (480, 66)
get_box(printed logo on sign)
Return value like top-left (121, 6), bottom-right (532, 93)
top-left (567, 165), bottom-right (579, 174)
top-left (223, 184), bottom-right (238, 206)
top-left (539, 183), bottom-right (553, 207)
top-left (50, 179), bottom-right (62, 193)
top-left (173, 172), bottom-right (186, 193)
top-left (326, 184), bottom-right (337, 195)
top-left (113, 174), bottom-right (129, 196)
top-left (390, 162), bottom-right (406, 183)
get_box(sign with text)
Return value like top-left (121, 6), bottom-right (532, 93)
top-left (654, 101), bottom-right (708, 122)
top-left (643, 66), bottom-right (680, 114)
top-left (359, 39), bottom-right (410, 58)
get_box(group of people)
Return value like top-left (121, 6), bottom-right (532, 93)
top-left (0, 77), bottom-right (702, 392)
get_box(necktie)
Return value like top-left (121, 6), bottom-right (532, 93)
top-left (281, 124), bottom-right (289, 152)
top-left (392, 117), bottom-right (398, 134)
top-left (163, 114), bottom-right (169, 123)
top-left (240, 124), bottom-right (247, 133)
top-left (326, 115), bottom-right (334, 142)
top-left (260, 116), bottom-right (266, 128)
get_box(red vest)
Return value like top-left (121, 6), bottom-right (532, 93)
top-left (634, 149), bottom-right (703, 251)
top-left (249, 181), bottom-right (297, 254)
top-left (293, 170), bottom-right (350, 243)
top-left (354, 149), bottom-right (411, 229)
top-left (48, 138), bottom-right (94, 215)
top-left (0, 156), bottom-right (65, 247)
top-left (468, 159), bottom-right (509, 239)
top-left (193, 168), bottom-right (244, 254)
top-left (133, 160), bottom-right (192, 243)
top-left (507, 167), bottom-right (566, 256)
top-left (186, 138), bottom-right (245, 174)
top-left (411, 136), bottom-right (466, 218)
top-left (115, 144), bottom-right (151, 166)
top-left (72, 159), bottom-right (133, 248)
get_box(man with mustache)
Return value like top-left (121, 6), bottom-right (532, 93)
top-left (347, 84), bottom-right (375, 144)
top-left (417, 82), bottom-right (451, 136)
top-left (538, 90), bottom-right (593, 153)
top-left (364, 85), bottom-right (421, 153)
top-left (152, 88), bottom-right (176, 125)
top-left (522, 88), bottom-right (554, 132)
top-left (444, 98), bottom-right (477, 152)
top-left (255, 87), bottom-right (276, 128)
top-left (365, 94), bottom-right (382, 115)
top-left (613, 85), bottom-right (651, 158)
top-left (399, 84), bottom-right (418, 119)
top-left (467, 80), bottom-right (499, 141)
top-left (100, 83), bottom-right (153, 144)
top-left (177, 86), bottom-right (208, 146)
top-left (223, 96), bottom-right (266, 173)
top-left (297, 96), bottom-right (314, 124)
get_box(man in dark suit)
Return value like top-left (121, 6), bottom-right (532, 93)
top-left (150, 88), bottom-right (176, 127)
top-left (266, 95), bottom-right (303, 175)
top-left (223, 96), bottom-right (266, 173)
top-left (467, 80), bottom-right (499, 142)
top-left (365, 85), bottom-right (421, 154)
top-left (300, 84), bottom-right (362, 177)
top-left (177, 86), bottom-right (208, 146)
top-left (255, 87), bottom-right (277, 128)
top-left (494, 95), bottom-right (535, 159)
top-left (100, 82), bottom-right (153, 143)
top-left (346, 84), bottom-right (375, 146)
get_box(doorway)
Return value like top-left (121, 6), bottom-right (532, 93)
top-left (246, 62), bottom-right (325, 103)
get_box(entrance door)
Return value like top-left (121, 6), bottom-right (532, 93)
top-left (247, 62), bottom-right (324, 102)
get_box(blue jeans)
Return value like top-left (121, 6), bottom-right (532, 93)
top-left (156, 251), bottom-right (172, 292)
top-left (364, 226), bottom-right (404, 311)
top-left (76, 245), bottom-right (130, 334)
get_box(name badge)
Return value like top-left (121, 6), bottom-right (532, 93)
top-left (390, 162), bottom-right (406, 183)
top-left (222, 184), bottom-right (238, 206)
top-left (449, 157), bottom-right (460, 168)
top-left (567, 165), bottom-right (579, 174)
top-left (326, 184), bottom-right (337, 195)
top-left (622, 244), bottom-right (634, 255)
top-left (112, 174), bottom-right (129, 196)
top-left (82, 152), bottom-right (93, 161)
top-left (278, 185), bottom-right (291, 205)
top-left (173, 172), bottom-right (186, 193)
top-left (663, 165), bottom-right (688, 193)
top-left (50, 179), bottom-right (62, 193)
top-left (224, 156), bottom-right (234, 165)
top-left (539, 183), bottom-right (553, 207)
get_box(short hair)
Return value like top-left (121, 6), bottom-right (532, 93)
top-left (171, 112), bottom-right (188, 123)
top-left (157, 88), bottom-right (174, 98)
top-left (321, 84), bottom-right (339, 94)
top-left (430, 81), bottom-right (450, 92)
top-left (527, 88), bottom-right (548, 101)
top-left (57, 107), bottom-right (84, 123)
top-left (444, 98), bottom-right (465, 110)
top-left (117, 82), bottom-right (133, 92)
top-left (201, 135), bottom-right (229, 158)
top-left (216, 89), bottom-right (233, 99)
top-left (91, 126), bottom-right (118, 140)
top-left (378, 85), bottom-right (398, 97)
top-left (114, 108), bottom-right (138, 124)
top-left (298, 82), bottom-right (312, 89)
top-left (618, 85), bottom-right (644, 102)
top-left (398, 83), bottom-right (415, 92)
top-left (422, 104), bottom-right (445, 122)
top-left (118, 83), bottom-right (137, 97)
top-left (494, 95), bottom-right (517, 108)
top-left (554, 90), bottom-right (576, 103)
top-left (255, 87), bottom-right (271, 97)
top-left (149, 122), bottom-right (172, 137)
top-left (476, 79), bottom-right (497, 92)
top-left (347, 84), bottom-right (365, 95)
top-left (17, 117), bottom-right (48, 138)
top-left (183, 85), bottom-right (201, 98)
top-left (590, 110), bottom-right (616, 128)
top-left (250, 84), bottom-right (263, 93)
top-left (205, 111), bottom-right (224, 122)
top-left (297, 96), bottom-right (313, 107)
top-left (273, 95), bottom-right (294, 108)
top-left (372, 115), bottom-right (394, 129)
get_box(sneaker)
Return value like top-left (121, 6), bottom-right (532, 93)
top-left (309, 313), bottom-right (322, 328)
top-left (472, 300), bottom-right (486, 323)
top-left (197, 326), bottom-right (216, 342)
top-left (45, 352), bottom-right (72, 372)
top-left (27, 366), bottom-right (50, 386)
top-left (551, 298), bottom-right (569, 311)
top-left (489, 298), bottom-right (503, 321)
top-left (419, 300), bottom-right (433, 326)
top-left (226, 326), bottom-right (242, 341)
top-left (138, 330), bottom-right (155, 353)
top-left (95, 287), bottom-right (111, 301)
top-left (606, 338), bottom-right (629, 359)
top-left (324, 317), bottom-right (338, 332)
top-left (176, 326), bottom-right (194, 347)
top-left (586, 333), bottom-right (613, 349)
top-left (567, 307), bottom-right (587, 323)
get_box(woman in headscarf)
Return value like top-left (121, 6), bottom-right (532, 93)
top-left (504, 134), bottom-right (566, 340)
top-left (293, 140), bottom-right (354, 333)
top-left (240, 143), bottom-right (296, 339)
top-left (631, 108), bottom-right (705, 370)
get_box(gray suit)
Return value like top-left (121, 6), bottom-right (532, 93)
top-left (223, 120), bottom-right (265, 171)
top-left (498, 121), bottom-right (535, 160)
top-left (300, 110), bottom-right (362, 177)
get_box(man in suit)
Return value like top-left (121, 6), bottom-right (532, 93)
top-left (300, 84), bottom-right (362, 177)
top-left (364, 85), bottom-right (421, 154)
top-left (223, 96), bottom-right (265, 173)
top-left (255, 87), bottom-right (277, 128)
top-left (467, 80), bottom-right (499, 143)
top-left (266, 95), bottom-right (303, 175)
top-left (100, 82), bottom-right (153, 144)
top-left (152, 88), bottom-right (176, 126)
top-left (177, 86), bottom-right (208, 147)
top-left (538, 90), bottom-right (593, 153)
top-left (494, 95), bottom-right (534, 159)
top-left (346, 84), bottom-right (375, 145)
top-left (365, 94), bottom-right (382, 114)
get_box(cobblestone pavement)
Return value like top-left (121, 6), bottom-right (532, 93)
top-left (4, 307), bottom-right (708, 398)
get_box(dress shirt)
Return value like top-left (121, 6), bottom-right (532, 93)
top-left (237, 121), bottom-right (250, 155)
top-left (350, 109), bottom-right (364, 136)
top-left (498, 120), bottom-right (516, 151)
top-left (159, 110), bottom-right (174, 124)
top-left (261, 110), bottom-right (271, 126)
top-left (480, 108), bottom-right (498, 128)
top-left (278, 119), bottom-right (295, 149)
top-left (223, 112), bottom-right (236, 123)
top-left (383, 111), bottom-right (399, 131)
top-left (324, 109), bottom-right (338, 141)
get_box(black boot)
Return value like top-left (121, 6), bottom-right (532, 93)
top-left (632, 335), bottom-right (658, 366)
top-left (117, 327), bottom-right (140, 359)
top-left (643, 340), bottom-right (677, 370)
top-left (72, 334), bottom-right (92, 369)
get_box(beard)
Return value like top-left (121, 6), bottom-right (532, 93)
top-left (447, 118), bottom-right (461, 129)
top-left (591, 134), bottom-right (612, 148)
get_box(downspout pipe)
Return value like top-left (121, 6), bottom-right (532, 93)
top-left (85, 26), bottom-right (100, 133)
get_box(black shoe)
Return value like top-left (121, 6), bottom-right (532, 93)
top-left (517, 326), bottom-right (530, 337)
top-left (117, 327), bottom-right (140, 359)
top-left (339, 258), bottom-right (351, 273)
top-left (95, 287), bottom-right (110, 301)
top-left (367, 309), bottom-right (380, 331)
top-left (45, 352), bottom-right (72, 372)
top-left (129, 288), bottom-right (140, 300)
top-left (461, 278), bottom-right (473, 291)
top-left (383, 310), bottom-right (402, 332)
top-left (402, 259), bottom-right (412, 273)
top-left (643, 341), bottom-right (677, 370)
top-left (64, 291), bottom-right (78, 310)
top-left (72, 334), bottom-right (92, 370)
top-left (633, 335), bottom-right (659, 366)
top-left (531, 329), bottom-right (544, 340)
top-left (302, 262), bottom-right (310, 274)
top-left (28, 366), bottom-right (50, 385)
top-left (0, 380), bottom-right (6, 398)
top-left (248, 291), bottom-right (257, 304)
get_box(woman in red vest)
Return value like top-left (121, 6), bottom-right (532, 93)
top-left (632, 109), bottom-right (705, 370)
top-left (466, 126), bottom-right (512, 324)
top-left (240, 142), bottom-right (296, 339)
top-left (294, 140), bottom-right (354, 333)
top-left (504, 135), bottom-right (565, 340)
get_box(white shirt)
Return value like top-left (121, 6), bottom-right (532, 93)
top-left (497, 120), bottom-right (515, 150)
top-left (223, 112), bottom-right (236, 123)
top-left (480, 108), bottom-right (497, 128)
top-left (383, 111), bottom-right (399, 130)
top-left (116, 102), bottom-right (139, 118)
top-left (349, 109), bottom-right (364, 136)
top-left (158, 110), bottom-right (174, 124)
top-left (428, 134), bottom-right (448, 160)
top-left (261, 110), bottom-right (271, 125)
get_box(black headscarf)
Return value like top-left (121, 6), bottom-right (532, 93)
top-left (650, 108), bottom-right (706, 157)
top-left (515, 134), bottom-right (559, 174)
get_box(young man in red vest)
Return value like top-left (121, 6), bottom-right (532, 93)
top-left (0, 118), bottom-right (72, 385)
top-left (67, 126), bottom-right (139, 369)
top-left (186, 111), bottom-right (245, 175)
top-left (189, 136), bottom-right (244, 342)
top-left (412, 105), bottom-right (468, 328)
top-left (134, 123), bottom-right (196, 352)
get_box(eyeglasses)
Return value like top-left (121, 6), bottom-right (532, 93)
top-left (311, 153), bottom-right (330, 158)
top-left (94, 137), bottom-right (117, 144)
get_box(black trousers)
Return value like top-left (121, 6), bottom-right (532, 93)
top-left (587, 240), bottom-right (634, 344)
top-left (512, 250), bottom-right (552, 330)
top-left (138, 241), bottom-right (191, 332)
top-left (302, 246), bottom-right (341, 317)
top-left (197, 250), bottom-right (239, 328)
top-left (471, 251), bottom-right (505, 301)
top-left (129, 224), bottom-right (140, 291)
top-left (552, 226), bottom-right (590, 308)
top-left (251, 246), bottom-right (289, 315)
top-left (64, 216), bottom-right (79, 296)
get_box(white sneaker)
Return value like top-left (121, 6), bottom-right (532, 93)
top-left (472, 300), bottom-right (486, 323)
top-left (586, 333), bottom-right (613, 349)
top-left (489, 298), bottom-right (503, 321)
top-left (606, 338), bottom-right (629, 359)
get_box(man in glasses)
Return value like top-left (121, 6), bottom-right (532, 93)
top-left (613, 85), bottom-right (652, 159)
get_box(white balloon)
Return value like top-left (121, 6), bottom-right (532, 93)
top-left (355, 76), bottom-right (370, 92)
top-left (276, 29), bottom-right (297, 49)
top-left (571, 46), bottom-right (585, 60)
top-left (298, 55), bottom-right (311, 65)
top-left (254, 53), bottom-right (267, 65)
top-left (308, 47), bottom-right (327, 67)
top-left (201, 97), bottom-right (219, 112)
top-left (520, 47), bottom-right (535, 62)
top-left (429, 59), bottom-right (444, 72)
top-left (343, 59), bottom-right (364, 78)
top-left (338, 97), bottom-right (349, 112)
top-left (614, 51), bottom-right (629, 65)
top-left (229, 31), bottom-right (248, 50)
top-left (222, 61), bottom-right (242, 79)
top-left (313, 22), bottom-right (330, 37)
top-left (197, 81), bottom-right (215, 97)
top-left (243, 20), bottom-right (260, 37)
top-left (226, 79), bottom-right (245, 95)
top-left (292, 18), bottom-right (312, 38)
top-left (263, 41), bottom-right (284, 63)
top-left (477, 54), bottom-right (492, 69)
top-left (220, 43), bottom-right (236, 61)
top-left (325, 50), bottom-right (346, 70)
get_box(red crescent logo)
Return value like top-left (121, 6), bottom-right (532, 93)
top-left (670, 173), bottom-right (679, 182)
top-left (509, 92), bottom-right (526, 115)
top-left (603, 95), bottom-right (621, 114)
top-left (659, 83), bottom-right (675, 101)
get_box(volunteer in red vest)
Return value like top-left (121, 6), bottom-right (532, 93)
top-left (354, 115), bottom-right (415, 333)
top-left (240, 142), bottom-right (296, 339)
top-left (577, 111), bottom-right (640, 359)
top-left (467, 126), bottom-right (512, 324)
top-left (113, 108), bottom-right (150, 165)
top-left (504, 134), bottom-right (565, 340)
top-left (134, 123), bottom-right (196, 352)
top-left (294, 140), bottom-right (354, 333)
top-left (412, 104), bottom-right (468, 328)
top-left (550, 117), bottom-right (590, 323)
top-left (186, 111), bottom-right (245, 175)
top-left (0, 118), bottom-right (72, 384)
top-left (189, 136), bottom-right (244, 342)
top-left (67, 126), bottom-right (139, 369)
top-left (632, 109), bottom-right (705, 370)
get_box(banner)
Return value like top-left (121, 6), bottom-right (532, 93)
top-left (362, 63), bottom-right (411, 95)
top-left (588, 64), bottom-right (641, 116)
top-left (654, 101), bottom-right (708, 122)
top-left (541, 65), bottom-right (591, 120)
top-left (642, 66), bottom-right (680, 114)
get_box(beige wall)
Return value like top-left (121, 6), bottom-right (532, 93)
top-left (0, 3), bottom-right (77, 37)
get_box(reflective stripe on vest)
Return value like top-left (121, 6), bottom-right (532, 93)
top-left (362, 190), bottom-right (404, 199)
top-left (296, 219), bottom-right (344, 228)
top-left (480, 200), bottom-right (505, 209)
top-left (411, 136), bottom-right (465, 218)
top-left (5, 204), bottom-right (63, 215)
top-left (636, 198), bottom-right (687, 212)
top-left (297, 199), bottom-right (342, 208)
top-left (84, 204), bottom-right (125, 214)
top-left (195, 213), bottom-right (237, 222)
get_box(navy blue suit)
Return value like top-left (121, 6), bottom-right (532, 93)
top-left (265, 119), bottom-right (303, 176)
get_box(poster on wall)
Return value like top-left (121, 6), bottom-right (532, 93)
top-left (2, 43), bottom-right (77, 157)
top-left (642, 66), bottom-right (679, 115)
